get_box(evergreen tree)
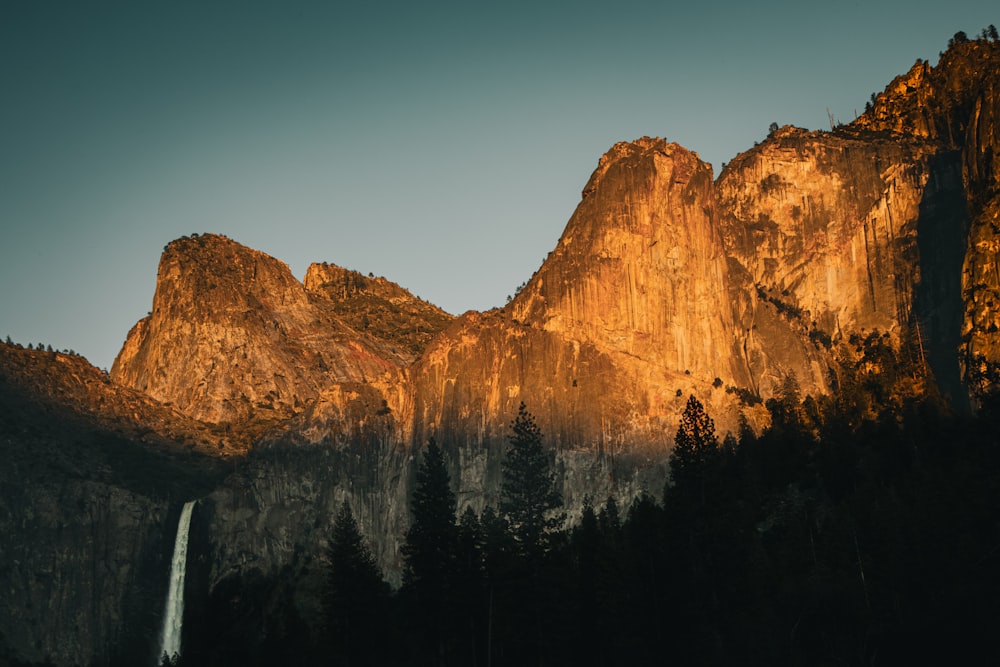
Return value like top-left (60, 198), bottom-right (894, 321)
top-left (499, 402), bottom-right (564, 558)
top-left (402, 437), bottom-right (457, 590)
top-left (454, 507), bottom-right (486, 666)
top-left (326, 501), bottom-right (389, 667)
top-left (478, 505), bottom-right (516, 663)
top-left (597, 495), bottom-right (621, 537)
top-left (401, 438), bottom-right (458, 665)
top-left (669, 394), bottom-right (719, 487)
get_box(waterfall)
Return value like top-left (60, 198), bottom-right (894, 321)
top-left (158, 500), bottom-right (195, 663)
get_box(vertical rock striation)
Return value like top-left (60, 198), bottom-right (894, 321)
top-left (512, 139), bottom-right (744, 385)
top-left (715, 126), bottom-right (968, 398)
top-left (403, 139), bottom-right (753, 448)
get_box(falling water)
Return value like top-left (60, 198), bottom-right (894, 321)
top-left (158, 500), bottom-right (196, 663)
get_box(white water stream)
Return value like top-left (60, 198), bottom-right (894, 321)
top-left (158, 500), bottom-right (196, 663)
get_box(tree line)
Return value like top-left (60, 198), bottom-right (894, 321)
top-left (320, 332), bottom-right (1000, 666)
top-left (154, 330), bottom-right (1000, 666)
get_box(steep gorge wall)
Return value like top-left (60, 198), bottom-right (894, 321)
top-left (0, 477), bottom-right (170, 666)
top-left (12, 37), bottom-right (1000, 667)
top-left (0, 344), bottom-right (229, 666)
top-left (189, 436), bottom-right (666, 645)
top-left (511, 139), bottom-right (744, 385)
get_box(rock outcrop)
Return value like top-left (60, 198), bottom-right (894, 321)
top-left (717, 126), bottom-right (968, 399)
top-left (403, 139), bottom-right (753, 449)
top-left (303, 263), bottom-right (453, 358)
top-left (110, 234), bottom-right (444, 426)
top-left (854, 38), bottom-right (1000, 401)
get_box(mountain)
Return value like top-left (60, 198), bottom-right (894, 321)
top-left (3, 33), bottom-right (1000, 667)
top-left (409, 139), bottom-right (753, 450)
top-left (0, 344), bottom-right (227, 665)
top-left (111, 233), bottom-right (452, 426)
top-left (108, 41), bottom-right (1000, 446)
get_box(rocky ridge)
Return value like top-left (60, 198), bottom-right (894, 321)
top-left (111, 234), bottom-right (450, 426)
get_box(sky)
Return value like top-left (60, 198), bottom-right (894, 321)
top-left (1, 1), bottom-right (997, 371)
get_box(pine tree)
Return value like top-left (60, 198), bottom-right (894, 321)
top-left (478, 505), bottom-right (515, 663)
top-left (401, 438), bottom-right (458, 665)
top-left (402, 437), bottom-right (457, 589)
top-left (499, 402), bottom-right (564, 558)
top-left (669, 395), bottom-right (719, 487)
top-left (454, 507), bottom-right (486, 665)
top-left (326, 500), bottom-right (389, 667)
top-left (598, 495), bottom-right (621, 537)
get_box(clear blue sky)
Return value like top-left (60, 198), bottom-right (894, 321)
top-left (1, 1), bottom-right (996, 370)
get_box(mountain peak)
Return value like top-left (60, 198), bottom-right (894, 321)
top-left (111, 236), bottom-right (401, 425)
top-left (583, 136), bottom-right (701, 199)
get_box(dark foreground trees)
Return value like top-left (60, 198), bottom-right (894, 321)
top-left (400, 438), bottom-right (460, 666)
top-left (500, 402), bottom-right (564, 559)
top-left (326, 501), bottom-right (390, 667)
top-left (181, 366), bottom-right (1000, 667)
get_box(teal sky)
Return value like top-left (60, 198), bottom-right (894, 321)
top-left (1, 0), bottom-right (997, 370)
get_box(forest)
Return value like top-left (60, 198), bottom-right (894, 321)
top-left (1, 335), bottom-right (995, 667)
top-left (145, 331), bottom-right (1000, 666)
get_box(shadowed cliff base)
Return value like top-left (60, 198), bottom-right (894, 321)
top-left (914, 150), bottom-right (971, 410)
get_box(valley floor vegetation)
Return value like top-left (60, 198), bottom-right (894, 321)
top-left (19, 332), bottom-right (995, 667)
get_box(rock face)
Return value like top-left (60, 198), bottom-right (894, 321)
top-left (717, 126), bottom-right (969, 399)
top-left (111, 234), bottom-right (450, 426)
top-left (954, 51), bottom-right (1000, 386)
top-left (405, 140), bottom-right (753, 450)
top-left (303, 263), bottom-right (453, 359)
top-left (0, 344), bottom-right (224, 665)
top-left (105, 34), bottom-right (1000, 443)
top-left (855, 38), bottom-right (1000, 401)
top-left (0, 478), bottom-right (168, 666)
top-left (512, 139), bottom-right (741, 383)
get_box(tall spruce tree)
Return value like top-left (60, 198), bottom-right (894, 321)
top-left (669, 395), bottom-right (719, 487)
top-left (326, 500), bottom-right (389, 667)
top-left (402, 437), bottom-right (457, 590)
top-left (401, 438), bottom-right (458, 665)
top-left (500, 402), bottom-right (563, 559)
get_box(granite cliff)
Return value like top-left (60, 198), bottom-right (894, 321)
top-left (408, 140), bottom-right (753, 450)
top-left (717, 125), bottom-right (968, 402)
top-left (111, 234), bottom-right (451, 427)
top-left (854, 37), bottom-right (1000, 400)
